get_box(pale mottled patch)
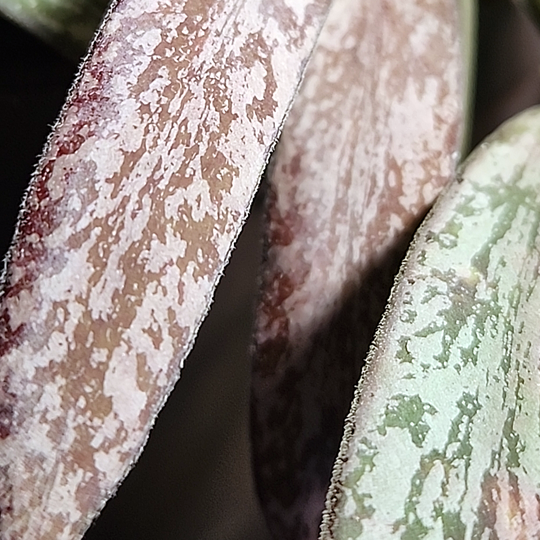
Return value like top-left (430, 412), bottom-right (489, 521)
top-left (0, 0), bottom-right (332, 538)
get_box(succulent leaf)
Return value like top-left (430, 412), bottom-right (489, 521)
top-left (0, 0), bottom-right (332, 537)
top-left (321, 106), bottom-right (540, 539)
top-left (250, 1), bottom-right (475, 538)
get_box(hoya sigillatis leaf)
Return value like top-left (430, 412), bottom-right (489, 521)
top-left (251, 0), bottom-right (474, 538)
top-left (0, 0), bottom-right (332, 537)
top-left (321, 106), bottom-right (540, 539)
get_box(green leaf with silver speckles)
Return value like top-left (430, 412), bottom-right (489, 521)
top-left (320, 106), bottom-right (540, 539)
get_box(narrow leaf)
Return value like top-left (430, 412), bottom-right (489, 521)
top-left (251, 1), bottom-right (474, 538)
top-left (0, 0), bottom-right (331, 537)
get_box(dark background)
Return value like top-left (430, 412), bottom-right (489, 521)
top-left (1, 1), bottom-right (540, 538)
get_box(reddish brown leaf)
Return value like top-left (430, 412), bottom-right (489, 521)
top-left (251, 1), bottom-right (472, 538)
top-left (0, 0), bottom-right (331, 537)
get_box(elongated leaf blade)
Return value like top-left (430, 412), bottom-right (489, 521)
top-left (321, 106), bottom-right (540, 539)
top-left (0, 0), bottom-right (332, 537)
top-left (251, 1), bottom-right (474, 538)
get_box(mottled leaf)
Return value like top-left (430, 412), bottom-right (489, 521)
top-left (251, 1), bottom-right (474, 538)
top-left (0, 0), bottom-right (332, 537)
top-left (321, 106), bottom-right (540, 539)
